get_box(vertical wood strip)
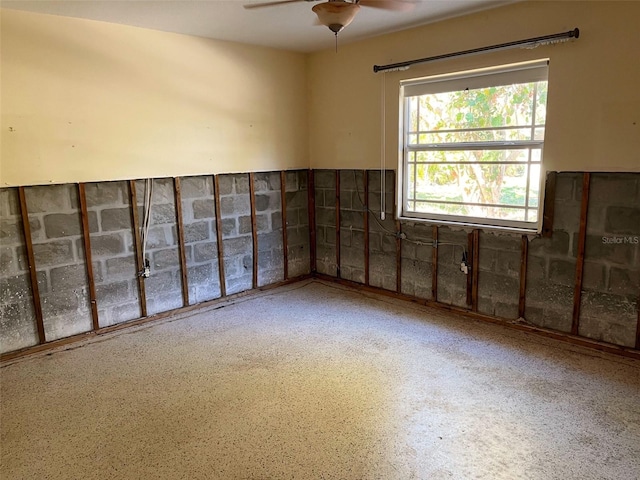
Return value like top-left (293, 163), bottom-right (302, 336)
top-left (432, 225), bottom-right (438, 301)
top-left (308, 170), bottom-right (317, 273)
top-left (173, 178), bottom-right (190, 306)
top-left (213, 175), bottom-right (227, 297)
top-left (128, 180), bottom-right (147, 317)
top-left (394, 174), bottom-right (401, 294)
top-left (466, 232), bottom-right (473, 306)
top-left (17, 186), bottom-right (46, 344)
top-left (572, 172), bottom-right (591, 336)
top-left (280, 171), bottom-right (289, 281)
top-left (77, 183), bottom-right (100, 330)
top-left (363, 170), bottom-right (370, 286)
top-left (249, 172), bottom-right (259, 289)
top-left (471, 229), bottom-right (480, 312)
top-left (518, 234), bottom-right (529, 318)
top-left (542, 171), bottom-right (557, 238)
top-left (335, 170), bottom-right (341, 279)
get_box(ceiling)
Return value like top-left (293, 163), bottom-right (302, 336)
top-left (1, 0), bottom-right (513, 52)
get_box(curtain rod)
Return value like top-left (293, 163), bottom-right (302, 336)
top-left (373, 28), bottom-right (579, 73)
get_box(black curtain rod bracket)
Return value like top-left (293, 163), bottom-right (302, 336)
top-left (373, 28), bottom-right (579, 74)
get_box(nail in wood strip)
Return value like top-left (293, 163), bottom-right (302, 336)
top-left (78, 183), bottom-right (100, 330)
top-left (18, 186), bottom-right (45, 344)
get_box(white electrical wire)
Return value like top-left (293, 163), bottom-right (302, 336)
top-left (141, 178), bottom-right (153, 264)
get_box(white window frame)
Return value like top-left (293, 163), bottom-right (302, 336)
top-left (398, 59), bottom-right (549, 233)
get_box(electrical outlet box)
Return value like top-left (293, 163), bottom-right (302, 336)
top-left (460, 262), bottom-right (469, 275)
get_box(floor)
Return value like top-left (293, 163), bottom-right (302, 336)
top-left (1, 280), bottom-right (639, 480)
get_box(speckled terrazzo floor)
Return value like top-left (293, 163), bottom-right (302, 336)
top-left (1, 280), bottom-right (639, 480)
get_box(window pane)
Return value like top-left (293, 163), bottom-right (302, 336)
top-left (414, 201), bottom-right (527, 222)
top-left (410, 128), bottom-right (536, 145)
top-left (410, 148), bottom-right (532, 164)
top-left (528, 164), bottom-right (541, 207)
top-left (411, 83), bottom-right (544, 134)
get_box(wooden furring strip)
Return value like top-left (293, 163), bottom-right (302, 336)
top-left (364, 170), bottom-right (370, 286)
top-left (518, 234), bottom-right (529, 318)
top-left (249, 173), bottom-right (259, 289)
top-left (308, 170), bottom-right (317, 273)
top-left (17, 186), bottom-right (46, 344)
top-left (335, 170), bottom-right (341, 279)
top-left (128, 180), bottom-right (147, 317)
top-left (78, 183), bottom-right (100, 330)
top-left (471, 229), bottom-right (480, 312)
top-left (432, 225), bottom-right (438, 301)
top-left (542, 171), bottom-right (557, 238)
top-left (280, 171), bottom-right (289, 281)
top-left (213, 175), bottom-right (227, 297)
top-left (571, 172), bottom-right (591, 336)
top-left (173, 177), bottom-right (190, 306)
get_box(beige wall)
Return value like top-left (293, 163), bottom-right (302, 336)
top-left (308, 1), bottom-right (640, 172)
top-left (0, 9), bottom-right (308, 187)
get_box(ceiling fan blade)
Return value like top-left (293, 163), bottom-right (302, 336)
top-left (357, 0), bottom-right (415, 12)
top-left (244, 0), bottom-right (306, 10)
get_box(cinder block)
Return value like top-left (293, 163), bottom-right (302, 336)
top-left (579, 291), bottom-right (637, 347)
top-left (184, 221), bottom-right (210, 243)
top-left (223, 236), bottom-right (252, 257)
top-left (608, 267), bottom-right (640, 296)
top-left (0, 218), bottom-right (23, 243)
top-left (590, 173), bottom-right (639, 207)
top-left (153, 248), bottom-right (180, 270)
top-left (285, 171), bottom-right (299, 192)
top-left (45, 212), bottom-right (98, 238)
top-left (84, 181), bottom-right (126, 207)
top-left (234, 175), bottom-right (250, 195)
top-left (605, 206), bottom-right (640, 235)
top-left (180, 176), bottom-right (213, 199)
top-left (25, 185), bottom-right (73, 213)
top-left (32, 240), bottom-right (74, 267)
top-left (314, 170), bottom-right (336, 189)
top-left (220, 196), bottom-right (250, 217)
top-left (50, 264), bottom-right (89, 292)
top-left (221, 218), bottom-right (236, 237)
top-left (105, 255), bottom-right (137, 278)
top-left (193, 242), bottom-right (218, 263)
top-left (90, 233), bottom-right (125, 257)
top-left (151, 204), bottom-right (176, 225)
top-left (217, 175), bottom-right (234, 196)
top-left (192, 199), bottom-right (215, 219)
top-left (529, 230), bottom-right (571, 257)
top-left (95, 281), bottom-right (131, 306)
top-left (101, 208), bottom-right (132, 232)
top-left (0, 188), bottom-right (20, 217)
top-left (583, 234), bottom-right (635, 265)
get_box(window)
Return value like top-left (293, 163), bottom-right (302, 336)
top-left (399, 60), bottom-right (549, 231)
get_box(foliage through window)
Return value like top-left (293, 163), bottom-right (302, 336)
top-left (400, 60), bottom-right (549, 231)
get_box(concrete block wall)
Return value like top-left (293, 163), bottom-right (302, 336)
top-left (339, 170), bottom-right (366, 284)
top-left (285, 171), bottom-right (310, 278)
top-left (254, 172), bottom-right (285, 287)
top-left (218, 174), bottom-right (253, 295)
top-left (25, 184), bottom-right (94, 341)
top-left (525, 173), bottom-right (583, 332)
top-left (477, 232), bottom-right (521, 319)
top-left (1, 170), bottom-right (309, 355)
top-left (312, 169), bottom-right (640, 351)
top-left (579, 173), bottom-right (640, 347)
top-left (0, 188), bottom-right (38, 353)
top-left (179, 175), bottom-right (222, 304)
top-left (85, 181), bottom-right (141, 327)
top-left (135, 178), bottom-right (184, 315)
top-left (367, 171), bottom-right (397, 292)
top-left (314, 170), bottom-right (337, 277)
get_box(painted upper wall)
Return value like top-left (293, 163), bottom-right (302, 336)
top-left (308, 1), bottom-right (640, 172)
top-left (0, 9), bottom-right (308, 187)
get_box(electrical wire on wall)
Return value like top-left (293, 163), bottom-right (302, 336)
top-left (139, 178), bottom-right (153, 278)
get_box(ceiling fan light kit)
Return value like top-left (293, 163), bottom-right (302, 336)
top-left (312, 1), bottom-right (360, 34)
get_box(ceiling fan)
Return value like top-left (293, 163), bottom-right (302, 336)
top-left (244, 0), bottom-right (414, 36)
